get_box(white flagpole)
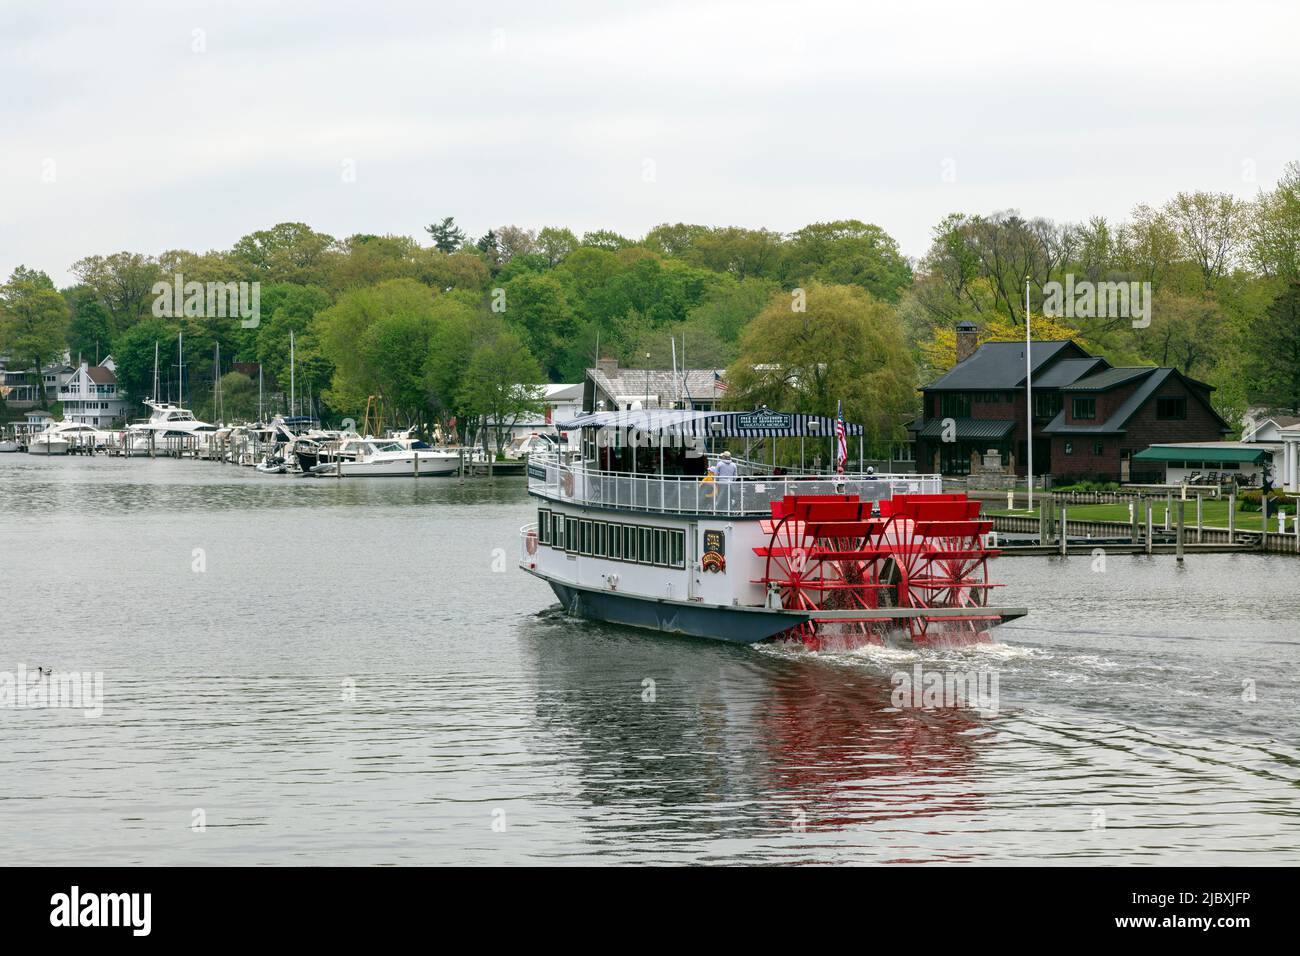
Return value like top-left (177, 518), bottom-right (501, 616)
top-left (1025, 276), bottom-right (1034, 511)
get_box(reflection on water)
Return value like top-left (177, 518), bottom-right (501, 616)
top-left (0, 455), bottom-right (1297, 864)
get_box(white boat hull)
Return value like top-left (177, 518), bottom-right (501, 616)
top-left (29, 439), bottom-right (71, 455)
top-left (335, 453), bottom-right (460, 477)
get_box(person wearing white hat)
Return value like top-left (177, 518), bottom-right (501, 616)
top-left (714, 450), bottom-right (737, 482)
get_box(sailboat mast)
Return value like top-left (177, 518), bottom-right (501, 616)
top-left (213, 342), bottom-right (222, 423)
top-left (152, 341), bottom-right (159, 402)
top-left (290, 329), bottom-right (296, 418)
top-left (258, 365), bottom-right (264, 422)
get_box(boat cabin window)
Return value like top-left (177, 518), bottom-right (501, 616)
top-left (536, 515), bottom-right (686, 570)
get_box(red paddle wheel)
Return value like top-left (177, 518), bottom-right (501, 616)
top-left (757, 496), bottom-right (888, 647)
top-left (755, 493), bottom-right (1003, 649)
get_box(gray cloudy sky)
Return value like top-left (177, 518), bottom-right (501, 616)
top-left (3, 0), bottom-right (1297, 284)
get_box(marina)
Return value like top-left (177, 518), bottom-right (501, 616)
top-left (1, 453), bottom-right (1296, 865)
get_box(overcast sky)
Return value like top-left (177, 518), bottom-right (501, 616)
top-left (3, 0), bottom-right (1297, 285)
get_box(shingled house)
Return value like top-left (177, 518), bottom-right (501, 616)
top-left (583, 357), bottom-right (726, 412)
top-left (909, 323), bottom-right (1231, 481)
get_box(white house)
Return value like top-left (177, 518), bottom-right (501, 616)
top-left (1243, 415), bottom-right (1300, 443)
top-left (58, 359), bottom-right (131, 426)
top-left (1242, 414), bottom-right (1300, 491)
top-left (494, 383), bottom-right (584, 447)
top-left (1275, 425), bottom-right (1300, 492)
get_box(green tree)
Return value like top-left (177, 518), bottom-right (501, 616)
top-left (496, 225), bottom-right (538, 262)
top-left (684, 276), bottom-right (780, 343)
top-left (1249, 162), bottom-right (1300, 281)
top-left (684, 226), bottom-right (784, 279)
top-left (109, 318), bottom-right (175, 405)
top-left (315, 279), bottom-right (437, 415)
top-left (413, 248), bottom-right (490, 292)
top-left (724, 283), bottom-right (917, 452)
top-left (581, 229), bottom-right (632, 251)
top-left (0, 267), bottom-right (70, 407)
top-left (537, 226), bottom-right (578, 266)
top-left (425, 217), bottom-right (466, 253)
top-left (1245, 281), bottom-right (1300, 413)
top-left (781, 220), bottom-right (913, 302)
top-left (644, 222), bottom-right (710, 256)
top-left (69, 252), bottom-right (162, 336)
top-left (1164, 191), bottom-right (1249, 289)
top-left (230, 223), bottom-right (337, 285)
top-left (422, 294), bottom-right (480, 421)
top-left (457, 326), bottom-right (546, 457)
top-left (255, 283), bottom-right (333, 403)
top-left (63, 285), bottom-right (113, 363)
top-left (502, 272), bottom-right (576, 378)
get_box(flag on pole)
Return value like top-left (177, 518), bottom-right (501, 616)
top-left (713, 370), bottom-right (729, 392)
top-left (835, 400), bottom-right (847, 474)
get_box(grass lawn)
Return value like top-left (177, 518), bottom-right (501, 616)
top-left (986, 499), bottom-right (1295, 533)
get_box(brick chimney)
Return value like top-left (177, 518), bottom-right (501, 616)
top-left (955, 321), bottom-right (979, 364)
top-left (596, 356), bottom-right (619, 376)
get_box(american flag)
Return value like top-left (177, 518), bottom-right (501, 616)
top-left (835, 400), bottom-right (847, 474)
top-left (713, 370), bottom-right (728, 392)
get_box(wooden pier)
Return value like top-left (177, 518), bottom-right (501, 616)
top-left (989, 497), bottom-right (1296, 557)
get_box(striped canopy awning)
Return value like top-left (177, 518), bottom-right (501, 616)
top-left (557, 408), bottom-right (863, 437)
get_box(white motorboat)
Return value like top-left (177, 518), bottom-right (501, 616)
top-left (28, 421), bottom-right (115, 455)
top-left (311, 438), bottom-right (460, 477)
top-left (125, 400), bottom-right (219, 455)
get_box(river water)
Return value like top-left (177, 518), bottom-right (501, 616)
top-left (1, 454), bottom-right (1297, 865)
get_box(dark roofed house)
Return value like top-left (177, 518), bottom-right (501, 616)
top-left (909, 325), bottom-right (1231, 481)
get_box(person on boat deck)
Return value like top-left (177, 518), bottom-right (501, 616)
top-left (864, 466), bottom-right (877, 481)
top-left (714, 450), bottom-right (738, 481)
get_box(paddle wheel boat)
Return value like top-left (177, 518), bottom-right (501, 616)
top-left (519, 409), bottom-right (1026, 648)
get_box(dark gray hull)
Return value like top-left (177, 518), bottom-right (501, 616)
top-left (542, 579), bottom-right (806, 644)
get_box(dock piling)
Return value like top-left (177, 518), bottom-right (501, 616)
top-left (1176, 500), bottom-right (1185, 562)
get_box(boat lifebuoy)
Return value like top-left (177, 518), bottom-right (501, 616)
top-left (561, 471), bottom-right (574, 496)
top-left (525, 530), bottom-right (538, 555)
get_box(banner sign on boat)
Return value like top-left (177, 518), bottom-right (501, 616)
top-left (526, 460), bottom-right (548, 481)
top-left (735, 411), bottom-right (793, 431)
top-left (701, 529), bottom-right (726, 573)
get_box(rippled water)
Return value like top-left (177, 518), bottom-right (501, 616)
top-left (1, 454), bottom-right (1297, 864)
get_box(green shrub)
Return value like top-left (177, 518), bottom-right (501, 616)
top-left (1238, 490), bottom-right (1291, 512)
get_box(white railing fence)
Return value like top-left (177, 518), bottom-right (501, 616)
top-left (528, 454), bottom-right (942, 516)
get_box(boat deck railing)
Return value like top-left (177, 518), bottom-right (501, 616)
top-left (527, 453), bottom-right (942, 516)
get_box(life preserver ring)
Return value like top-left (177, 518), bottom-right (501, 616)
top-left (525, 530), bottom-right (538, 555)
top-left (561, 471), bottom-right (574, 496)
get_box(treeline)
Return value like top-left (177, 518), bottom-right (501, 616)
top-left (906, 164), bottom-right (1300, 423)
top-left (0, 163), bottom-right (1297, 449)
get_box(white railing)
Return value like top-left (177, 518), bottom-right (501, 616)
top-left (527, 454), bottom-right (942, 516)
